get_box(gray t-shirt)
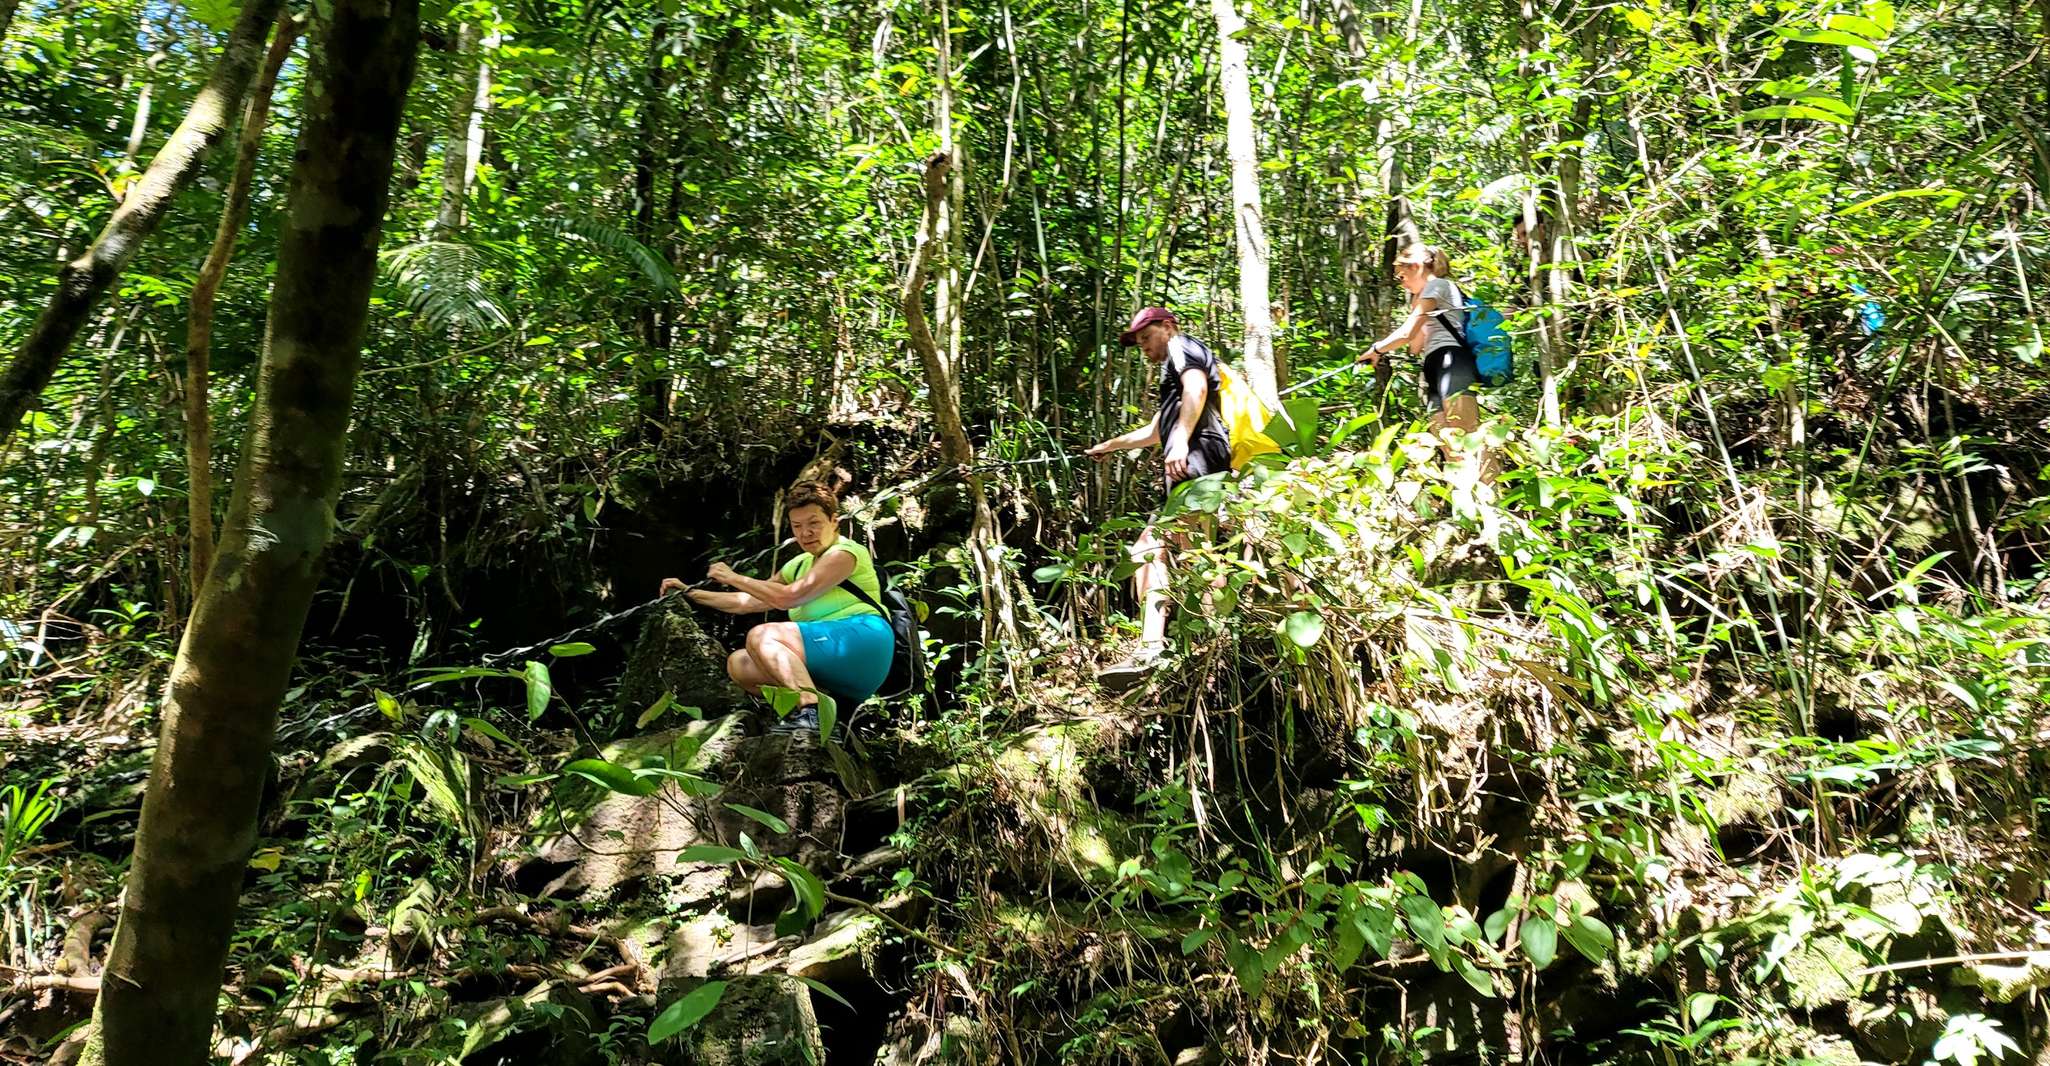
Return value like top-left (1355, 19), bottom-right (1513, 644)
top-left (1417, 276), bottom-right (1467, 354)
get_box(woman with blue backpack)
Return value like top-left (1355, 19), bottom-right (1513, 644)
top-left (1356, 243), bottom-right (1511, 473)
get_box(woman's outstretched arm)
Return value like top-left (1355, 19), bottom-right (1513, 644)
top-left (706, 549), bottom-right (857, 612)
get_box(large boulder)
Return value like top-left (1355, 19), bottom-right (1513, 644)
top-left (617, 600), bottom-right (749, 722)
top-left (656, 975), bottom-right (824, 1066)
top-left (457, 980), bottom-right (599, 1066)
top-left (523, 717), bottom-right (749, 898)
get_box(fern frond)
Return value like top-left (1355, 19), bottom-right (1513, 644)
top-left (541, 217), bottom-right (679, 296)
top-left (377, 240), bottom-right (513, 333)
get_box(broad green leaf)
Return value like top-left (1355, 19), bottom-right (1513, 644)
top-left (375, 689), bottom-right (403, 723)
top-left (1225, 934), bottom-right (1267, 997)
top-left (524, 660), bottom-right (552, 721)
top-left (461, 717), bottom-right (519, 748)
top-left (816, 692), bottom-right (837, 742)
top-left (636, 692), bottom-right (676, 729)
top-left (549, 641), bottom-right (597, 657)
top-left (1181, 927), bottom-right (1217, 955)
top-left (1400, 895), bottom-right (1447, 954)
top-left (1483, 908), bottom-right (1510, 944)
top-left (1520, 915), bottom-right (1557, 968)
top-left (1824, 13), bottom-right (1887, 38)
top-left (648, 981), bottom-right (727, 1043)
top-left (676, 844), bottom-right (748, 864)
top-left (1841, 188), bottom-right (1967, 216)
top-left (727, 803), bottom-right (791, 835)
top-left (794, 975), bottom-right (854, 1011)
top-left (1452, 953), bottom-right (1497, 997)
top-left (1284, 611), bottom-right (1325, 649)
top-left (412, 667), bottom-right (516, 684)
top-left (1772, 27), bottom-right (1876, 50)
top-left (563, 758), bottom-right (660, 797)
top-left (1739, 104), bottom-right (1850, 124)
top-left (776, 856), bottom-right (828, 919)
top-left (1561, 914), bottom-right (1614, 963)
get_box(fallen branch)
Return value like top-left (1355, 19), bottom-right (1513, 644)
top-left (7, 973), bottom-right (101, 996)
top-left (1854, 950), bottom-right (2050, 977)
top-left (823, 889), bottom-right (963, 959)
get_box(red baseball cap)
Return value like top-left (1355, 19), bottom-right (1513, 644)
top-left (1118, 306), bottom-right (1176, 347)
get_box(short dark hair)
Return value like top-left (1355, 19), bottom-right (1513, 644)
top-left (786, 480), bottom-right (840, 518)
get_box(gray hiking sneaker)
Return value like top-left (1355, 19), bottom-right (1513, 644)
top-left (771, 707), bottom-right (820, 734)
top-left (1097, 643), bottom-right (1166, 693)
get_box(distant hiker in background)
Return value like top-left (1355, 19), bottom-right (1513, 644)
top-left (1358, 243), bottom-right (1491, 470)
top-left (660, 480), bottom-right (893, 734)
top-left (1085, 306), bottom-right (1232, 691)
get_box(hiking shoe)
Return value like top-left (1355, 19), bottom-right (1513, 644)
top-left (770, 707), bottom-right (821, 735)
top-left (1098, 643), bottom-right (1166, 693)
top-left (769, 707), bottom-right (843, 743)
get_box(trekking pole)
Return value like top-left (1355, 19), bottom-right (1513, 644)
top-left (971, 453), bottom-right (1081, 471)
top-left (1276, 362), bottom-right (1361, 397)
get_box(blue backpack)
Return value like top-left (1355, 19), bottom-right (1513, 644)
top-left (1435, 296), bottom-right (1514, 386)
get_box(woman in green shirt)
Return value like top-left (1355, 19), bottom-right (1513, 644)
top-left (660, 481), bottom-right (892, 732)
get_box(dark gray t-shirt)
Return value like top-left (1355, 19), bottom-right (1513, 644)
top-left (1155, 335), bottom-right (1230, 455)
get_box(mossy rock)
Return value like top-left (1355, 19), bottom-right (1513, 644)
top-left (1848, 986), bottom-right (1949, 1063)
top-left (659, 975), bottom-right (824, 1066)
top-left (521, 717), bottom-right (748, 898)
top-left (617, 600), bottom-right (749, 723)
top-left (1952, 952), bottom-right (2050, 1004)
top-left (457, 980), bottom-right (599, 1065)
top-left (1779, 934), bottom-right (1874, 1010)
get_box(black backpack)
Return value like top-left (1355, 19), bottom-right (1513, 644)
top-left (834, 575), bottom-right (926, 702)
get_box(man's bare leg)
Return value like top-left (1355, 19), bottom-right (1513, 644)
top-left (1102, 525), bottom-right (1175, 691)
top-left (1132, 525), bottom-right (1171, 650)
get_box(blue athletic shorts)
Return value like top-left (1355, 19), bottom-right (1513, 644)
top-left (796, 613), bottom-right (894, 706)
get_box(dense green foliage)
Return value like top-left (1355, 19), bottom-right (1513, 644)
top-left (1, 0), bottom-right (2047, 1060)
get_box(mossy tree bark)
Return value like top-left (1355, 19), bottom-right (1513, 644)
top-left (0, 0), bottom-right (285, 441)
top-left (183, 11), bottom-right (300, 593)
top-left (84, 0), bottom-right (421, 1060)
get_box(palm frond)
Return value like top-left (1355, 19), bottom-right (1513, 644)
top-left (377, 240), bottom-right (513, 333)
top-left (541, 216), bottom-right (679, 297)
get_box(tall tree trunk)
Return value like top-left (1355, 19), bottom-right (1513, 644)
top-left (0, 0), bottom-right (22, 48)
top-left (184, 12), bottom-right (300, 594)
top-left (435, 20), bottom-right (491, 232)
top-left (629, 16), bottom-right (673, 435)
top-left (0, 0), bottom-right (286, 441)
top-left (82, 0), bottom-right (419, 1059)
top-left (1210, 0), bottom-right (1280, 409)
top-left (904, 152), bottom-right (1023, 656)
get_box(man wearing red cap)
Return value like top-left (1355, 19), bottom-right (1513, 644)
top-left (1084, 307), bottom-right (1233, 689)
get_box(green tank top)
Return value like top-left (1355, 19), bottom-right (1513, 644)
top-left (778, 540), bottom-right (883, 623)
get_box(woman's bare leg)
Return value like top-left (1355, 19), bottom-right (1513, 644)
top-left (744, 621), bottom-right (820, 706)
top-left (727, 648), bottom-right (769, 694)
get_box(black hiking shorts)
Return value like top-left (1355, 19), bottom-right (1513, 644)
top-left (1421, 345), bottom-right (1479, 413)
top-left (1164, 435), bottom-right (1233, 492)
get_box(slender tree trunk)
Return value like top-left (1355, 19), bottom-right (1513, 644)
top-left (184, 12), bottom-right (300, 594)
top-left (0, 0), bottom-right (22, 48)
top-left (82, 0), bottom-right (419, 1059)
top-left (123, 31), bottom-right (167, 170)
top-left (904, 153), bottom-right (1022, 654)
top-left (435, 21), bottom-right (491, 232)
top-left (1210, 0), bottom-right (1280, 408)
top-left (629, 16), bottom-right (673, 434)
top-left (0, 0), bottom-right (286, 440)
